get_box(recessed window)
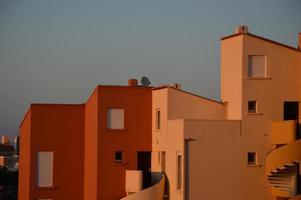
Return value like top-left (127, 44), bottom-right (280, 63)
top-left (247, 152), bottom-right (257, 165)
top-left (248, 55), bottom-right (267, 78)
top-left (156, 110), bottom-right (161, 129)
top-left (107, 109), bottom-right (124, 129)
top-left (36, 151), bottom-right (53, 187)
top-left (115, 151), bottom-right (123, 163)
top-left (248, 101), bottom-right (257, 113)
top-left (177, 154), bottom-right (182, 190)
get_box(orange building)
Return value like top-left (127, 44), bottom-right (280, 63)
top-left (19, 80), bottom-right (152, 200)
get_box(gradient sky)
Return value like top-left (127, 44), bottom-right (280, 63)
top-left (0, 0), bottom-right (301, 136)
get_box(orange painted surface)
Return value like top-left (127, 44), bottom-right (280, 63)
top-left (19, 85), bottom-right (152, 200)
top-left (19, 110), bottom-right (31, 200)
top-left (84, 88), bottom-right (99, 200)
top-left (97, 86), bottom-right (152, 200)
top-left (19, 104), bottom-right (85, 200)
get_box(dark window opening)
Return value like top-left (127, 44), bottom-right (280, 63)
top-left (248, 101), bottom-right (257, 113)
top-left (114, 151), bottom-right (123, 163)
top-left (247, 152), bottom-right (256, 165)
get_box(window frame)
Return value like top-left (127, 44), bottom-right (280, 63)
top-left (247, 152), bottom-right (257, 166)
top-left (156, 109), bottom-right (161, 130)
top-left (114, 151), bottom-right (124, 163)
top-left (247, 55), bottom-right (267, 78)
top-left (36, 151), bottom-right (54, 188)
top-left (176, 153), bottom-right (182, 190)
top-left (106, 108), bottom-right (125, 130)
top-left (248, 100), bottom-right (258, 114)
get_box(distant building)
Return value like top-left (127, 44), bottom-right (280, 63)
top-left (0, 136), bottom-right (19, 171)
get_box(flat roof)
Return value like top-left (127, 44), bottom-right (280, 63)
top-left (221, 32), bottom-right (301, 53)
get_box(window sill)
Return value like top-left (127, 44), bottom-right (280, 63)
top-left (113, 162), bottom-right (129, 166)
top-left (105, 129), bottom-right (129, 132)
top-left (245, 164), bottom-right (262, 167)
top-left (32, 186), bottom-right (58, 191)
top-left (246, 112), bottom-right (263, 115)
top-left (246, 77), bottom-right (272, 80)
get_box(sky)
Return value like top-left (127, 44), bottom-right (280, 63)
top-left (0, 0), bottom-right (301, 136)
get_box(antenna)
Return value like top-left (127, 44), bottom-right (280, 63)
top-left (141, 76), bottom-right (151, 87)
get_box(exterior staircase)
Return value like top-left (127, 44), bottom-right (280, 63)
top-left (266, 120), bottom-right (301, 199)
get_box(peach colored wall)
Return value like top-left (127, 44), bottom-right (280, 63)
top-left (121, 174), bottom-right (165, 200)
top-left (84, 88), bottom-right (99, 200)
top-left (97, 86), bottom-right (152, 200)
top-left (18, 110), bottom-right (31, 200)
top-left (168, 87), bottom-right (226, 120)
top-left (152, 88), bottom-right (226, 200)
top-left (19, 105), bottom-right (85, 200)
top-left (221, 36), bottom-right (243, 120)
top-left (241, 34), bottom-right (301, 200)
top-left (184, 120), bottom-right (243, 200)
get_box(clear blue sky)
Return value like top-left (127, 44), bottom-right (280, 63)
top-left (0, 0), bottom-right (301, 136)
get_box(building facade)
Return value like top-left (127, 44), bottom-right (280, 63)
top-left (19, 26), bottom-right (301, 200)
top-left (18, 81), bottom-right (152, 200)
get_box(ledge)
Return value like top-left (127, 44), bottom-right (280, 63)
top-left (32, 186), bottom-right (59, 191)
top-left (246, 77), bottom-right (272, 80)
top-left (245, 164), bottom-right (263, 167)
top-left (105, 129), bottom-right (129, 133)
top-left (246, 112), bottom-right (263, 115)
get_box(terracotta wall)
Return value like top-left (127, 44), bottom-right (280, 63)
top-left (84, 88), bottom-right (99, 200)
top-left (18, 110), bottom-right (31, 200)
top-left (19, 104), bottom-right (85, 200)
top-left (97, 86), bottom-right (152, 200)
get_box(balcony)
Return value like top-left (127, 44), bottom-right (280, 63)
top-left (121, 171), bottom-right (165, 200)
top-left (271, 120), bottom-right (296, 145)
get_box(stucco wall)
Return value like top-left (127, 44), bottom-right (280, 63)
top-left (184, 120), bottom-right (243, 200)
top-left (18, 109), bottom-right (31, 200)
top-left (84, 88), bottom-right (99, 200)
top-left (221, 36), bottom-right (243, 120)
top-left (241, 35), bottom-right (301, 200)
top-left (98, 86), bottom-right (152, 200)
top-left (21, 104), bottom-right (85, 200)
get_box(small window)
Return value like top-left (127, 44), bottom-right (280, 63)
top-left (156, 110), bottom-right (161, 129)
top-left (115, 151), bottom-right (123, 163)
top-left (177, 155), bottom-right (182, 190)
top-left (248, 101), bottom-right (257, 113)
top-left (107, 109), bottom-right (124, 129)
top-left (247, 152), bottom-right (257, 165)
top-left (36, 151), bottom-right (53, 187)
top-left (248, 55), bottom-right (267, 78)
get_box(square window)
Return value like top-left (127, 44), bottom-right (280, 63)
top-left (107, 109), bottom-right (124, 129)
top-left (156, 110), bottom-right (161, 129)
top-left (248, 101), bottom-right (257, 113)
top-left (247, 152), bottom-right (257, 165)
top-left (115, 151), bottom-right (123, 163)
top-left (248, 55), bottom-right (267, 78)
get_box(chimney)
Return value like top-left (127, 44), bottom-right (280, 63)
top-left (170, 83), bottom-right (182, 90)
top-left (298, 33), bottom-right (301, 50)
top-left (235, 25), bottom-right (249, 34)
top-left (128, 79), bottom-right (138, 87)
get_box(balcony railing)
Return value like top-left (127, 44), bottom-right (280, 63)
top-left (271, 120), bottom-right (296, 145)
